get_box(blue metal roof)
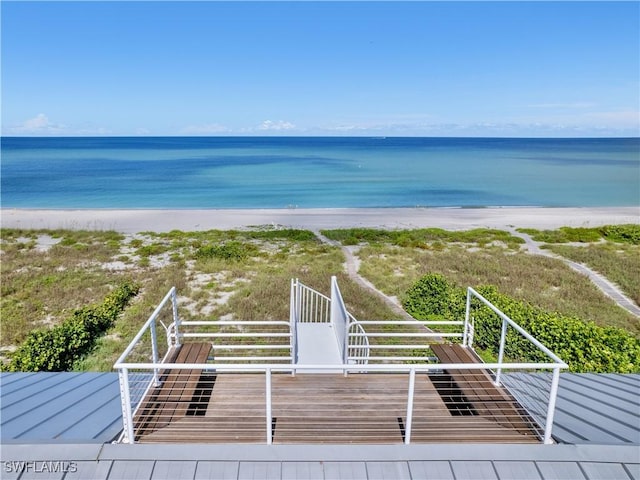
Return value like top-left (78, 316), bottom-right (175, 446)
top-left (1, 372), bottom-right (638, 479)
top-left (0, 372), bottom-right (123, 443)
top-left (503, 373), bottom-right (640, 445)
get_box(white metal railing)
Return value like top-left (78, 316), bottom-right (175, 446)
top-left (293, 276), bottom-right (364, 364)
top-left (293, 279), bottom-right (331, 324)
top-left (115, 360), bottom-right (565, 445)
top-left (114, 281), bottom-right (568, 445)
top-left (346, 319), bottom-right (461, 363)
top-left (114, 287), bottom-right (294, 443)
top-left (330, 276), bottom-right (349, 362)
top-left (346, 318), bottom-right (370, 364)
top-left (178, 320), bottom-right (292, 362)
top-left (462, 286), bottom-right (568, 443)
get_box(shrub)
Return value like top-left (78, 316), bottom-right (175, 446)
top-left (402, 274), bottom-right (640, 373)
top-left (195, 241), bottom-right (256, 261)
top-left (403, 273), bottom-right (465, 321)
top-left (8, 281), bottom-right (139, 372)
top-left (600, 224), bottom-right (640, 245)
top-left (519, 224), bottom-right (640, 245)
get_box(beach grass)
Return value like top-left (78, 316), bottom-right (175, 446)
top-left (544, 243), bottom-right (640, 306)
top-left (2, 224), bottom-right (638, 371)
top-left (1, 227), bottom-right (398, 370)
top-left (325, 228), bottom-right (639, 336)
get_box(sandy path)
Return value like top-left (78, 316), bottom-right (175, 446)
top-left (313, 230), bottom-right (416, 321)
top-left (507, 228), bottom-right (640, 318)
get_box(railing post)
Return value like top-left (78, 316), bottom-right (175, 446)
top-left (150, 320), bottom-right (160, 387)
top-left (343, 319), bottom-right (350, 366)
top-left (295, 278), bottom-right (301, 324)
top-left (495, 318), bottom-right (508, 386)
top-left (266, 368), bottom-right (273, 445)
top-left (405, 368), bottom-right (416, 445)
top-left (290, 279), bottom-right (297, 369)
top-left (463, 288), bottom-right (471, 347)
top-left (171, 287), bottom-right (181, 347)
top-left (544, 367), bottom-right (561, 444)
top-left (118, 368), bottom-right (135, 444)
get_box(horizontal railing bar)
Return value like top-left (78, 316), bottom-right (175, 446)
top-left (115, 361), bottom-right (563, 371)
top-left (182, 332), bottom-right (291, 338)
top-left (349, 332), bottom-right (462, 338)
top-left (209, 344), bottom-right (292, 349)
top-left (211, 357), bottom-right (292, 361)
top-left (181, 321), bottom-right (291, 326)
top-left (350, 356), bottom-right (438, 361)
top-left (352, 320), bottom-right (464, 326)
top-left (363, 345), bottom-right (439, 349)
top-left (298, 286), bottom-right (331, 302)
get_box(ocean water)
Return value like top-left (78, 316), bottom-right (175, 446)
top-left (1, 137), bottom-right (638, 209)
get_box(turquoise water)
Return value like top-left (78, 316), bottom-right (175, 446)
top-left (1, 137), bottom-right (638, 208)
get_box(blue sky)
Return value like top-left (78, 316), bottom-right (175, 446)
top-left (2, 1), bottom-right (639, 137)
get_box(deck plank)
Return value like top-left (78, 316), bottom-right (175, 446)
top-left (134, 342), bottom-right (211, 438)
top-left (430, 344), bottom-right (540, 438)
top-left (136, 345), bottom-right (540, 444)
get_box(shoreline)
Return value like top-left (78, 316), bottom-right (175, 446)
top-left (1, 207), bottom-right (638, 234)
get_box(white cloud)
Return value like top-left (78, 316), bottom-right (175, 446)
top-left (257, 120), bottom-right (296, 131)
top-left (315, 119), bottom-right (638, 137)
top-left (7, 113), bottom-right (66, 134)
top-left (180, 123), bottom-right (231, 135)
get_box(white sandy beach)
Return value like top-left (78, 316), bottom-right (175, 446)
top-left (1, 207), bottom-right (638, 234)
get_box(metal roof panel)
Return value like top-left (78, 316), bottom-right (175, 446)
top-left (0, 373), bottom-right (122, 443)
top-left (450, 461), bottom-right (498, 480)
top-left (492, 461), bottom-right (542, 480)
top-left (238, 461), bottom-right (282, 480)
top-left (323, 461), bottom-right (368, 479)
top-left (281, 462), bottom-right (325, 480)
top-left (503, 373), bottom-right (640, 445)
top-left (150, 460), bottom-right (197, 480)
top-left (581, 462), bottom-right (635, 480)
top-left (107, 460), bottom-right (154, 480)
top-left (194, 461), bottom-right (239, 480)
top-left (408, 461), bottom-right (455, 480)
top-left (365, 461), bottom-right (412, 479)
top-left (64, 461), bottom-right (113, 480)
top-left (535, 462), bottom-right (587, 480)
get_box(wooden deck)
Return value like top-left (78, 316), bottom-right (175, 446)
top-left (134, 343), bottom-right (541, 444)
top-left (430, 344), bottom-right (540, 437)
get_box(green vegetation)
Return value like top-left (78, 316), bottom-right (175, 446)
top-left (404, 274), bottom-right (640, 373)
top-left (518, 224), bottom-right (640, 244)
top-left (546, 243), bottom-right (640, 306)
top-left (2, 224), bottom-right (638, 372)
top-left (322, 227), bottom-right (525, 249)
top-left (353, 241), bottom-right (638, 336)
top-left (195, 241), bottom-right (258, 262)
top-left (1, 226), bottom-right (397, 371)
top-left (516, 224), bottom-right (640, 307)
top-left (7, 282), bottom-right (139, 371)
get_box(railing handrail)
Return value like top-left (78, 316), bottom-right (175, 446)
top-left (115, 286), bottom-right (176, 366)
top-left (115, 281), bottom-right (568, 446)
top-left (180, 320), bottom-right (291, 326)
top-left (297, 283), bottom-right (331, 304)
top-left (467, 287), bottom-right (567, 366)
top-left (353, 320), bottom-right (463, 325)
top-left (113, 360), bottom-right (564, 371)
